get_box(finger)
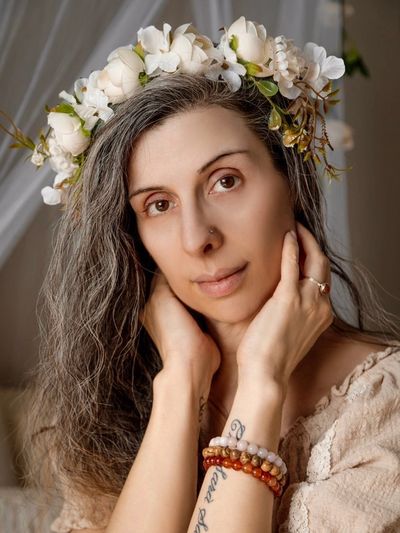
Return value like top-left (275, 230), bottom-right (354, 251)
top-left (296, 222), bottom-right (330, 283)
top-left (295, 222), bottom-right (331, 296)
top-left (280, 230), bottom-right (300, 289)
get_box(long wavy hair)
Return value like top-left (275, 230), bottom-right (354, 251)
top-left (22, 72), bottom-right (400, 520)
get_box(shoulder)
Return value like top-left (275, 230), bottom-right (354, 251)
top-left (275, 343), bottom-right (400, 532)
top-left (309, 342), bottom-right (400, 450)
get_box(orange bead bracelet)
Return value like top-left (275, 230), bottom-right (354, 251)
top-left (202, 445), bottom-right (287, 498)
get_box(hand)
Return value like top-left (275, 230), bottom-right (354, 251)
top-left (236, 221), bottom-right (334, 394)
top-left (139, 268), bottom-right (221, 400)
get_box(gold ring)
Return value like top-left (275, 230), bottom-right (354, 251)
top-left (305, 276), bottom-right (330, 295)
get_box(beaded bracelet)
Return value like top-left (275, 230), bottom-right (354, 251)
top-left (201, 435), bottom-right (288, 498)
top-left (209, 435), bottom-right (288, 476)
top-left (202, 449), bottom-right (284, 497)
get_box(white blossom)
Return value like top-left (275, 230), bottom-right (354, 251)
top-left (97, 47), bottom-right (145, 104)
top-left (205, 60), bottom-right (246, 92)
top-left (138, 22), bottom-right (171, 54)
top-left (217, 16), bottom-right (273, 78)
top-left (41, 186), bottom-right (63, 205)
top-left (48, 112), bottom-right (90, 156)
top-left (269, 35), bottom-right (305, 99)
top-left (170, 24), bottom-right (215, 75)
top-left (53, 170), bottom-right (72, 187)
top-left (302, 42), bottom-right (345, 97)
top-left (46, 132), bottom-right (78, 175)
top-left (59, 71), bottom-right (114, 131)
top-left (225, 16), bottom-right (270, 64)
top-left (30, 147), bottom-right (45, 166)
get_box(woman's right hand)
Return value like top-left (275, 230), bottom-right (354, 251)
top-left (139, 268), bottom-right (221, 400)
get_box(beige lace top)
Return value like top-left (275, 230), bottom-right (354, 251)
top-left (50, 344), bottom-right (400, 533)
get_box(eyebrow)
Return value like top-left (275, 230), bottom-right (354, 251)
top-left (128, 149), bottom-right (250, 199)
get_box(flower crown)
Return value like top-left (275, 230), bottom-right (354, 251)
top-left (3, 16), bottom-right (346, 206)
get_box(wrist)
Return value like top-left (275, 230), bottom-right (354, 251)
top-left (154, 365), bottom-right (208, 403)
top-left (237, 372), bottom-right (287, 405)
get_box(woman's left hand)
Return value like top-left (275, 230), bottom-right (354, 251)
top-left (236, 221), bottom-right (334, 394)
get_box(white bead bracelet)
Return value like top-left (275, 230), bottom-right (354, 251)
top-left (208, 435), bottom-right (287, 475)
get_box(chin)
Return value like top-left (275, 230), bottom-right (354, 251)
top-left (190, 292), bottom-right (263, 325)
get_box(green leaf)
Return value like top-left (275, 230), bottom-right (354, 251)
top-left (343, 46), bottom-right (370, 78)
top-left (134, 42), bottom-right (145, 60)
top-left (268, 108), bottom-right (282, 130)
top-left (53, 102), bottom-right (76, 116)
top-left (321, 80), bottom-right (332, 93)
top-left (229, 35), bottom-right (239, 52)
top-left (139, 71), bottom-right (149, 87)
top-left (9, 142), bottom-right (24, 149)
top-left (255, 80), bottom-right (279, 97)
top-left (245, 62), bottom-right (263, 76)
top-left (328, 88), bottom-right (340, 98)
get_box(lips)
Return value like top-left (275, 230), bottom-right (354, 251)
top-left (194, 263), bottom-right (247, 283)
top-left (195, 263), bottom-right (248, 297)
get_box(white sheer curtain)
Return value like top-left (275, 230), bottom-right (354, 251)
top-left (0, 0), bottom-right (349, 273)
top-left (0, 0), bottom-right (167, 269)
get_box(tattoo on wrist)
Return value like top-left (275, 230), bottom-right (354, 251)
top-left (193, 417), bottom-right (246, 532)
top-left (227, 418), bottom-right (245, 440)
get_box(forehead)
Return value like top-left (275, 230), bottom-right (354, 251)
top-left (129, 106), bottom-right (267, 182)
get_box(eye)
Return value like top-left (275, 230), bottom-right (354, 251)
top-left (143, 174), bottom-right (241, 217)
top-left (143, 198), bottom-right (175, 217)
top-left (211, 174), bottom-right (241, 193)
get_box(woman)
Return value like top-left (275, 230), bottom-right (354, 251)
top-left (20, 19), bottom-right (400, 533)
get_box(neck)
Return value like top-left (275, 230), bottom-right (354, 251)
top-left (204, 315), bottom-right (346, 420)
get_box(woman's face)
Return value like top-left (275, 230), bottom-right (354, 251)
top-left (128, 105), bottom-right (294, 323)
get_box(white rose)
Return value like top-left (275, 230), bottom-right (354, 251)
top-left (226, 16), bottom-right (271, 66)
top-left (48, 112), bottom-right (90, 156)
top-left (97, 47), bottom-right (145, 104)
top-left (49, 153), bottom-right (78, 174)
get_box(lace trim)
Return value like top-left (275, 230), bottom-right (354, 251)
top-left (306, 420), bottom-right (337, 482)
top-left (287, 483), bottom-right (313, 533)
top-left (346, 379), bottom-right (371, 403)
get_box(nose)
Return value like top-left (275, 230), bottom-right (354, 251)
top-left (180, 205), bottom-right (221, 255)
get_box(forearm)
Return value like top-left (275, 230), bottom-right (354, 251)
top-left (187, 380), bottom-right (285, 533)
top-left (106, 369), bottom-right (202, 533)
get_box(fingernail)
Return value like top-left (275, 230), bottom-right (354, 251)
top-left (290, 230), bottom-right (297, 239)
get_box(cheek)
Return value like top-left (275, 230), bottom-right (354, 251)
top-left (139, 228), bottom-right (185, 291)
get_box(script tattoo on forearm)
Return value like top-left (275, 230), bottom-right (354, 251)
top-left (227, 418), bottom-right (245, 440)
top-left (193, 418), bottom-right (246, 532)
